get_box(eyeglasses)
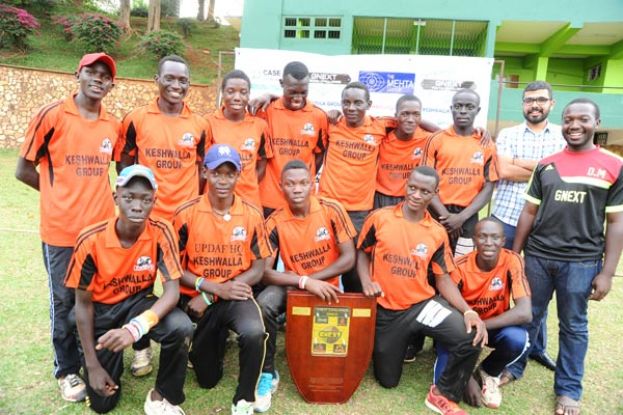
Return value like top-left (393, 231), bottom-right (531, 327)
top-left (523, 97), bottom-right (550, 105)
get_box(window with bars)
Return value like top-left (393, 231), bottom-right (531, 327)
top-left (283, 16), bottom-right (342, 40)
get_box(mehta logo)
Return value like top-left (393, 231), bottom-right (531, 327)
top-left (359, 71), bottom-right (415, 94)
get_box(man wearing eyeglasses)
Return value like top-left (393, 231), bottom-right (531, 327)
top-left (492, 81), bottom-right (565, 380)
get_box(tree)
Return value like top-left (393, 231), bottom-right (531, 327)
top-left (206, 0), bottom-right (215, 23)
top-left (197, 0), bottom-right (205, 21)
top-left (119, 0), bottom-right (131, 31)
top-left (147, 0), bottom-right (160, 32)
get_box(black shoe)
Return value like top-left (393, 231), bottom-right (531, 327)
top-left (530, 352), bottom-right (556, 371)
top-left (403, 344), bottom-right (417, 363)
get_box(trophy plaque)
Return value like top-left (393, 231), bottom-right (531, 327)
top-left (285, 291), bottom-right (377, 403)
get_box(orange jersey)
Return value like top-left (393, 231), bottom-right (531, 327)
top-left (119, 98), bottom-right (208, 220)
top-left (173, 195), bottom-right (272, 297)
top-left (20, 94), bottom-right (120, 246)
top-left (64, 217), bottom-right (182, 304)
top-left (452, 249), bottom-right (530, 320)
top-left (319, 116), bottom-right (391, 211)
top-left (422, 128), bottom-right (498, 207)
top-left (358, 204), bottom-right (455, 310)
top-left (265, 196), bottom-right (356, 286)
top-left (205, 109), bottom-right (271, 209)
top-left (258, 98), bottom-right (328, 209)
top-left (376, 128), bottom-right (430, 197)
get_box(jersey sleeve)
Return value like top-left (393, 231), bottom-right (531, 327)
top-left (119, 111), bottom-right (140, 159)
top-left (357, 212), bottom-right (378, 252)
top-left (508, 251), bottom-right (530, 300)
top-left (196, 117), bottom-right (209, 163)
top-left (524, 164), bottom-right (544, 205)
top-left (314, 110), bottom-right (329, 154)
top-left (422, 133), bottom-right (441, 168)
top-left (156, 220), bottom-right (183, 282)
top-left (258, 119), bottom-right (272, 160)
top-left (64, 236), bottom-right (98, 291)
top-left (264, 215), bottom-right (280, 258)
top-left (605, 164), bottom-right (623, 213)
top-left (484, 144), bottom-right (499, 182)
top-left (326, 199), bottom-right (357, 243)
top-left (430, 233), bottom-right (456, 276)
top-left (20, 103), bottom-right (60, 164)
top-left (172, 207), bottom-right (191, 268)
top-left (250, 212), bottom-right (273, 260)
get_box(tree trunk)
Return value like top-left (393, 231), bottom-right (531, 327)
top-left (206, 0), bottom-right (215, 22)
top-left (119, 0), bottom-right (131, 31)
top-left (147, 0), bottom-right (161, 33)
top-left (197, 0), bottom-right (205, 21)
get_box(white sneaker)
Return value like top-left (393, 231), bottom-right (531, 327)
top-left (270, 370), bottom-right (280, 394)
top-left (254, 373), bottom-right (273, 412)
top-left (232, 399), bottom-right (254, 415)
top-left (58, 373), bottom-right (87, 402)
top-left (144, 388), bottom-right (186, 415)
top-left (480, 368), bottom-right (502, 409)
top-left (132, 346), bottom-right (153, 377)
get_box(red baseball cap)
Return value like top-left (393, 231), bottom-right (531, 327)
top-left (76, 52), bottom-right (117, 80)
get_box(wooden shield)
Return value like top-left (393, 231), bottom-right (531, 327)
top-left (285, 291), bottom-right (377, 403)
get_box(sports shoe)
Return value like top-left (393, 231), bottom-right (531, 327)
top-left (131, 346), bottom-right (153, 377)
top-left (270, 370), bottom-right (280, 393)
top-left (254, 372), bottom-right (275, 412)
top-left (404, 344), bottom-right (417, 363)
top-left (232, 399), bottom-right (253, 415)
top-left (479, 368), bottom-right (502, 409)
top-left (144, 388), bottom-right (186, 415)
top-left (58, 373), bottom-right (87, 402)
top-left (425, 385), bottom-right (468, 415)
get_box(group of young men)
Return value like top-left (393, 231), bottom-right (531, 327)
top-left (15, 51), bottom-right (622, 415)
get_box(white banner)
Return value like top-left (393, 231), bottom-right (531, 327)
top-left (235, 48), bottom-right (494, 129)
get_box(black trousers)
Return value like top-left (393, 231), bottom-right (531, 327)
top-left (255, 285), bottom-right (288, 375)
top-left (373, 191), bottom-right (404, 209)
top-left (341, 209), bottom-right (369, 293)
top-left (82, 290), bottom-right (193, 414)
top-left (430, 205), bottom-right (478, 253)
top-left (373, 296), bottom-right (481, 402)
top-left (188, 296), bottom-right (267, 404)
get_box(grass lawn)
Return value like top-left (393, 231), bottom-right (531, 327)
top-left (0, 148), bottom-right (622, 414)
top-left (0, 14), bottom-right (238, 85)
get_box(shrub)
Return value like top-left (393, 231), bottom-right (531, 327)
top-left (140, 30), bottom-right (185, 59)
top-left (0, 4), bottom-right (39, 50)
top-left (71, 13), bottom-right (122, 54)
top-left (131, 5), bottom-right (148, 17)
top-left (177, 18), bottom-right (196, 39)
top-left (52, 15), bottom-right (75, 41)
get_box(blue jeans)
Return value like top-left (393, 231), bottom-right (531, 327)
top-left (497, 218), bottom-right (547, 356)
top-left (434, 325), bottom-right (529, 383)
top-left (507, 255), bottom-right (601, 400)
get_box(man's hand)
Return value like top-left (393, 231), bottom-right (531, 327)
top-left (589, 272), bottom-right (613, 301)
top-left (474, 127), bottom-right (492, 147)
top-left (186, 295), bottom-right (209, 319)
top-left (438, 213), bottom-right (465, 234)
top-left (464, 311), bottom-right (488, 347)
top-left (96, 328), bottom-right (134, 353)
top-left (248, 93), bottom-right (276, 115)
top-left (305, 278), bottom-right (341, 303)
top-left (326, 109), bottom-right (342, 125)
top-left (216, 280), bottom-right (253, 301)
top-left (362, 280), bottom-right (384, 298)
top-left (87, 365), bottom-right (118, 397)
top-left (463, 376), bottom-right (482, 407)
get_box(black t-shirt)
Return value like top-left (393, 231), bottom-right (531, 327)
top-left (525, 147), bottom-right (623, 261)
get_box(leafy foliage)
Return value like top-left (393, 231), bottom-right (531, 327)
top-left (140, 29), bottom-right (185, 59)
top-left (0, 4), bottom-right (40, 50)
top-left (70, 13), bottom-right (122, 54)
top-left (177, 18), bottom-right (196, 39)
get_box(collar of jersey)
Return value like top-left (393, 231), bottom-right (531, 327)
top-left (214, 107), bottom-right (254, 122)
top-left (445, 126), bottom-right (479, 139)
top-left (105, 217), bottom-right (152, 248)
top-left (282, 195), bottom-right (322, 220)
top-left (392, 202), bottom-right (434, 227)
top-left (198, 193), bottom-right (244, 215)
top-left (64, 93), bottom-right (110, 121)
top-left (272, 97), bottom-right (314, 112)
top-left (148, 97), bottom-right (191, 118)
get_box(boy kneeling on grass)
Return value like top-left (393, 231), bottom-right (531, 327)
top-left (65, 165), bottom-right (193, 414)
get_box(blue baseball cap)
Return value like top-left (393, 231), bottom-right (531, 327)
top-left (116, 164), bottom-right (158, 190)
top-left (204, 144), bottom-right (242, 171)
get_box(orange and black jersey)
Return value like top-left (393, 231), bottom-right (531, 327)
top-left (173, 194), bottom-right (272, 297)
top-left (64, 217), bottom-right (182, 304)
top-left (265, 196), bottom-right (356, 286)
top-left (358, 203), bottom-right (455, 310)
top-left (376, 128), bottom-right (430, 197)
top-left (452, 249), bottom-right (530, 320)
top-left (422, 127), bottom-right (498, 207)
top-left (119, 98), bottom-right (208, 220)
top-left (20, 94), bottom-right (120, 246)
top-left (524, 146), bottom-right (623, 261)
top-left (258, 98), bottom-right (328, 210)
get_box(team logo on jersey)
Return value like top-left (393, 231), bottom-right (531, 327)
top-left (231, 226), bottom-right (247, 242)
top-left (134, 256), bottom-right (154, 272)
top-left (470, 151), bottom-right (484, 165)
top-left (489, 276), bottom-right (504, 291)
top-left (411, 243), bottom-right (428, 258)
top-left (178, 132), bottom-right (195, 148)
top-left (301, 122), bottom-right (316, 136)
top-left (241, 138), bottom-right (256, 151)
top-left (314, 226), bottom-right (331, 242)
top-left (412, 147), bottom-right (422, 160)
top-left (363, 134), bottom-right (377, 146)
top-left (99, 138), bottom-right (113, 154)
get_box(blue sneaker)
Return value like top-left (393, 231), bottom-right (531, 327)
top-left (254, 372), bottom-right (274, 413)
top-left (271, 370), bottom-right (280, 393)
